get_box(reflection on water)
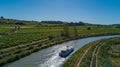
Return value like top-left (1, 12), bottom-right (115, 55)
top-left (39, 45), bottom-right (65, 67)
top-left (4, 35), bottom-right (120, 67)
top-left (39, 42), bottom-right (74, 67)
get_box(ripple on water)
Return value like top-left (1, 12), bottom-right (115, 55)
top-left (3, 35), bottom-right (120, 67)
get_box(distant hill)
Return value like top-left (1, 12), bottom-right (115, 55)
top-left (0, 17), bottom-right (38, 25)
top-left (40, 21), bottom-right (88, 26)
top-left (111, 24), bottom-right (120, 26)
top-left (0, 17), bottom-right (109, 26)
top-left (0, 17), bottom-right (90, 26)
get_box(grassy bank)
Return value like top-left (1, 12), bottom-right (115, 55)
top-left (63, 37), bottom-right (120, 67)
top-left (62, 39), bottom-right (102, 67)
top-left (62, 41), bottom-right (92, 67)
top-left (0, 35), bottom-right (119, 67)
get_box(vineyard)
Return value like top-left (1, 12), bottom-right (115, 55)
top-left (0, 28), bottom-right (11, 35)
top-left (0, 21), bottom-right (120, 67)
top-left (0, 24), bottom-right (120, 50)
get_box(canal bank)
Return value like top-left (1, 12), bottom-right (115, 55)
top-left (3, 35), bottom-right (120, 67)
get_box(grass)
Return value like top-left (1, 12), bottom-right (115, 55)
top-left (110, 44), bottom-right (120, 67)
top-left (79, 41), bottom-right (99, 67)
top-left (77, 26), bottom-right (120, 36)
top-left (0, 23), bottom-right (120, 67)
top-left (0, 28), bottom-right (11, 34)
top-left (110, 57), bottom-right (120, 67)
top-left (62, 42), bottom-right (93, 67)
top-left (0, 25), bottom-right (120, 50)
top-left (111, 44), bottom-right (120, 53)
top-left (63, 37), bottom-right (120, 67)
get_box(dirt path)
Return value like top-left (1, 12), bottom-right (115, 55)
top-left (90, 44), bottom-right (100, 67)
top-left (0, 37), bottom-right (66, 59)
top-left (71, 46), bottom-right (91, 67)
top-left (95, 44), bottom-right (102, 67)
top-left (0, 39), bottom-right (48, 52)
top-left (95, 47), bottom-right (99, 67)
top-left (0, 39), bottom-right (48, 58)
top-left (90, 42), bottom-right (103, 67)
top-left (76, 46), bottom-right (91, 67)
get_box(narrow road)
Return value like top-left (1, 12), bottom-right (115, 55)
top-left (90, 42), bottom-right (103, 67)
top-left (90, 44), bottom-right (100, 67)
top-left (0, 37), bottom-right (66, 59)
top-left (95, 44), bottom-right (102, 67)
top-left (95, 44), bottom-right (103, 67)
top-left (71, 46), bottom-right (91, 67)
top-left (0, 39), bottom-right (48, 58)
top-left (76, 46), bottom-right (91, 67)
top-left (0, 39), bottom-right (48, 52)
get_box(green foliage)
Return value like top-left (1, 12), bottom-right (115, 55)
top-left (94, 37), bottom-right (120, 67)
top-left (63, 37), bottom-right (120, 67)
top-left (79, 41), bottom-right (100, 67)
top-left (0, 21), bottom-right (120, 67)
top-left (63, 23), bottom-right (69, 37)
top-left (98, 42), bottom-right (113, 67)
top-left (0, 33), bottom-right (48, 49)
top-left (110, 44), bottom-right (120, 57)
top-left (87, 27), bottom-right (91, 30)
top-left (73, 26), bottom-right (78, 37)
top-left (0, 28), bottom-right (11, 35)
top-left (0, 16), bottom-right (4, 19)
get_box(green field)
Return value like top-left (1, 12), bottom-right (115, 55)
top-left (0, 24), bottom-right (120, 50)
top-left (0, 19), bottom-right (120, 67)
top-left (0, 28), bottom-right (11, 34)
top-left (110, 58), bottom-right (120, 67)
top-left (110, 44), bottom-right (120, 67)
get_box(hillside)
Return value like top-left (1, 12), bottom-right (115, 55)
top-left (0, 17), bottom-right (120, 67)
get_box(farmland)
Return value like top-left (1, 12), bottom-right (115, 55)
top-left (0, 19), bottom-right (120, 67)
top-left (0, 24), bottom-right (120, 50)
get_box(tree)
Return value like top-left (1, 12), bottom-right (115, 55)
top-left (87, 27), bottom-right (91, 30)
top-left (61, 31), bottom-right (64, 37)
top-left (0, 16), bottom-right (4, 19)
top-left (18, 26), bottom-right (20, 30)
top-left (63, 23), bottom-right (69, 37)
top-left (15, 22), bottom-right (25, 25)
top-left (14, 26), bottom-right (17, 31)
top-left (73, 25), bottom-right (78, 37)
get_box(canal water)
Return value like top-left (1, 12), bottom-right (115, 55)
top-left (4, 35), bottom-right (120, 67)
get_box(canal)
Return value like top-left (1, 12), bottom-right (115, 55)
top-left (4, 35), bottom-right (120, 67)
